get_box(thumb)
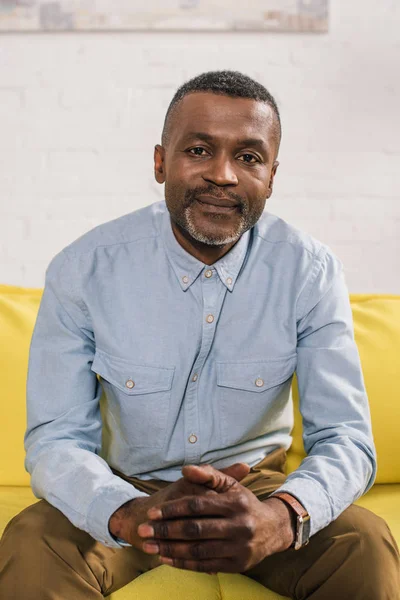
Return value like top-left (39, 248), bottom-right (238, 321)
top-left (181, 462), bottom-right (250, 493)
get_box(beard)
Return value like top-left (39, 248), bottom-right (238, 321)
top-left (168, 186), bottom-right (263, 247)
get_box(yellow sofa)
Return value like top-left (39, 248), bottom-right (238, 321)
top-left (1, 284), bottom-right (399, 599)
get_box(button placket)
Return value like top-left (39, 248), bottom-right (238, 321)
top-left (183, 269), bottom-right (227, 464)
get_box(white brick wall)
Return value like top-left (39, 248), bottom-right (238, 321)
top-left (0, 0), bottom-right (399, 292)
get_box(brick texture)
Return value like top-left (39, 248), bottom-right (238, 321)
top-left (0, 0), bottom-right (399, 292)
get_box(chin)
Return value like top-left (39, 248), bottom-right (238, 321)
top-left (176, 206), bottom-right (244, 246)
top-left (188, 227), bottom-right (242, 246)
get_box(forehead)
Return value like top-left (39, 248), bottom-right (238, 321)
top-left (170, 92), bottom-right (276, 145)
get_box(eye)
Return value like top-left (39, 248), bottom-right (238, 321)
top-left (238, 153), bottom-right (259, 164)
top-left (188, 147), bottom-right (209, 156)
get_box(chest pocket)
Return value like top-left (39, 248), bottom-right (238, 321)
top-left (91, 349), bottom-right (175, 448)
top-left (216, 354), bottom-right (297, 447)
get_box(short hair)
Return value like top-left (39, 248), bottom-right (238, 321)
top-left (161, 70), bottom-right (281, 150)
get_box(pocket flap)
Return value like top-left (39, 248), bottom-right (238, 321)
top-left (217, 355), bottom-right (297, 393)
top-left (91, 349), bottom-right (175, 395)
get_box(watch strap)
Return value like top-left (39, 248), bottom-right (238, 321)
top-left (272, 492), bottom-right (310, 550)
top-left (272, 492), bottom-right (308, 519)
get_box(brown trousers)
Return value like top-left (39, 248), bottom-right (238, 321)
top-left (0, 448), bottom-right (399, 599)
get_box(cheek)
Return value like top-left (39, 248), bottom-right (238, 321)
top-left (165, 165), bottom-right (193, 191)
top-left (241, 169), bottom-right (270, 192)
top-left (165, 178), bottom-right (185, 202)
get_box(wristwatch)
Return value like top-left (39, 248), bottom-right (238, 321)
top-left (272, 492), bottom-right (311, 550)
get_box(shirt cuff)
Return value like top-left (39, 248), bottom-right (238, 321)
top-left (269, 476), bottom-right (333, 537)
top-left (86, 480), bottom-right (150, 548)
top-left (112, 535), bottom-right (133, 548)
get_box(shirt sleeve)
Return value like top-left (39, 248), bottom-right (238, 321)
top-left (270, 246), bottom-right (377, 537)
top-left (24, 249), bottom-right (149, 549)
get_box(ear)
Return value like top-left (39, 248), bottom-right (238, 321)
top-left (154, 144), bottom-right (166, 184)
top-left (266, 160), bottom-right (279, 198)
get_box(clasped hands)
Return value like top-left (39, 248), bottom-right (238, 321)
top-left (133, 462), bottom-right (295, 574)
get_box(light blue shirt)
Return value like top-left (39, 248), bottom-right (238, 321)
top-left (25, 200), bottom-right (376, 549)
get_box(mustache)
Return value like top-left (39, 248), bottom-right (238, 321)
top-left (184, 187), bottom-right (244, 208)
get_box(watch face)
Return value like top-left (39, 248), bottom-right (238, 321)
top-left (295, 515), bottom-right (311, 549)
top-left (302, 515), bottom-right (311, 544)
top-left (303, 519), bottom-right (311, 540)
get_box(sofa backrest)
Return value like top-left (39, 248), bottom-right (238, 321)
top-left (286, 295), bottom-right (400, 484)
top-left (1, 284), bottom-right (399, 486)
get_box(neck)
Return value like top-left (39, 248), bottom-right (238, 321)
top-left (170, 219), bottom-right (238, 266)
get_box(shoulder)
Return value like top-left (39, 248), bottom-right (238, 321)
top-left (45, 201), bottom-right (166, 277)
top-left (253, 210), bottom-right (343, 275)
top-left (253, 211), bottom-right (344, 316)
top-left (254, 210), bottom-right (336, 263)
top-left (64, 200), bottom-right (165, 256)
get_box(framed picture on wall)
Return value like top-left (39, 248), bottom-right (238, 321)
top-left (0, 1), bottom-right (329, 33)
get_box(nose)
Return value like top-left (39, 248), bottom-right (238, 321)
top-left (202, 154), bottom-right (239, 187)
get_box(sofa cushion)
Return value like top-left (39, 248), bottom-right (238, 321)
top-left (110, 566), bottom-right (287, 600)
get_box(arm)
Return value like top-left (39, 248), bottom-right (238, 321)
top-left (270, 247), bottom-right (377, 536)
top-left (24, 249), bottom-right (149, 548)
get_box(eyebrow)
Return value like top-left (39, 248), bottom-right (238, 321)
top-left (181, 132), bottom-right (269, 154)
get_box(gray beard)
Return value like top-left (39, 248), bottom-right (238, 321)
top-left (181, 203), bottom-right (252, 246)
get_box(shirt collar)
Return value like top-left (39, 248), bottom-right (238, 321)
top-left (161, 204), bottom-right (251, 292)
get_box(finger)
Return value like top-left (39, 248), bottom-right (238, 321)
top-left (219, 462), bottom-right (251, 482)
top-left (179, 481), bottom-right (219, 497)
top-left (181, 464), bottom-right (242, 493)
top-left (147, 494), bottom-right (236, 521)
top-left (159, 556), bottom-right (236, 574)
top-left (143, 539), bottom-right (233, 561)
top-left (138, 517), bottom-right (230, 541)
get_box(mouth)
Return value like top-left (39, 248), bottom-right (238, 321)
top-left (195, 195), bottom-right (239, 213)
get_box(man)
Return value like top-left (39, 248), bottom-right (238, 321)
top-left (0, 70), bottom-right (399, 599)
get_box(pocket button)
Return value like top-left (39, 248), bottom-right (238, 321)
top-left (255, 378), bottom-right (264, 388)
top-left (125, 379), bottom-right (135, 389)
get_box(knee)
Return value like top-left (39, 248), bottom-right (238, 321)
top-left (330, 505), bottom-right (400, 587)
top-left (3, 500), bottom-right (70, 547)
top-left (343, 505), bottom-right (397, 555)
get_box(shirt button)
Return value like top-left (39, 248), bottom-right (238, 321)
top-left (125, 379), bottom-right (135, 389)
top-left (226, 277), bottom-right (233, 285)
top-left (206, 314), bottom-right (214, 323)
top-left (182, 275), bottom-right (189, 284)
top-left (188, 434), bottom-right (198, 444)
top-left (255, 378), bottom-right (264, 387)
top-left (205, 269), bottom-right (213, 278)
top-left (192, 373), bottom-right (198, 382)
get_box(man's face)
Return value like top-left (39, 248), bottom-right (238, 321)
top-left (154, 92), bottom-right (279, 247)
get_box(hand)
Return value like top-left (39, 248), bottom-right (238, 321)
top-left (137, 464), bottom-right (296, 574)
top-left (108, 462), bottom-right (250, 551)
